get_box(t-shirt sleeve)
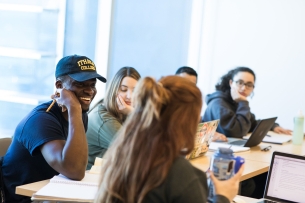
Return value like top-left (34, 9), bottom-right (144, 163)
top-left (19, 112), bottom-right (66, 156)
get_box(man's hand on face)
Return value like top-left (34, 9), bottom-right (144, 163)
top-left (51, 88), bottom-right (81, 112)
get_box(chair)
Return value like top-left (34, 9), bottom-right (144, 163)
top-left (0, 137), bottom-right (12, 157)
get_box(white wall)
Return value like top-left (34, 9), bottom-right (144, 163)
top-left (197, 0), bottom-right (305, 129)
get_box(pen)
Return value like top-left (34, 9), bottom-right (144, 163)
top-left (46, 92), bottom-right (61, 112)
top-left (266, 134), bottom-right (272, 137)
top-left (46, 99), bottom-right (56, 112)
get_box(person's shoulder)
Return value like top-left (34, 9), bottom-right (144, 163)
top-left (168, 157), bottom-right (206, 184)
top-left (90, 104), bottom-right (119, 122)
top-left (206, 91), bottom-right (233, 106)
top-left (144, 157), bottom-right (208, 203)
top-left (30, 100), bottom-right (55, 112)
top-left (151, 157), bottom-right (207, 201)
top-left (207, 91), bottom-right (227, 102)
top-left (171, 156), bottom-right (193, 169)
top-left (21, 101), bottom-right (62, 124)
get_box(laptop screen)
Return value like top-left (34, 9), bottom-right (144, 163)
top-left (264, 152), bottom-right (305, 202)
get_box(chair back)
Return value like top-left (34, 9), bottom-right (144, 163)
top-left (0, 138), bottom-right (12, 157)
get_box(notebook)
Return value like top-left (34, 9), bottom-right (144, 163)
top-left (256, 151), bottom-right (305, 203)
top-left (227, 117), bottom-right (277, 147)
top-left (186, 119), bottom-right (219, 160)
top-left (31, 173), bottom-right (100, 202)
top-left (89, 157), bottom-right (104, 174)
top-left (209, 142), bottom-right (250, 153)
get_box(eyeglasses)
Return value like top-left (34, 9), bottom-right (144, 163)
top-left (234, 80), bottom-right (255, 89)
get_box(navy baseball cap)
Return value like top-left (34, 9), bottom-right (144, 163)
top-left (55, 55), bottom-right (107, 83)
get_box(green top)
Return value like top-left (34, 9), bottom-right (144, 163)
top-left (86, 104), bottom-right (122, 169)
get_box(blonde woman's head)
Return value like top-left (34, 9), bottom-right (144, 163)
top-left (103, 67), bottom-right (141, 122)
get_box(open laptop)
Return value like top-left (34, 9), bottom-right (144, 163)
top-left (227, 117), bottom-right (277, 147)
top-left (256, 151), bottom-right (305, 203)
top-left (244, 131), bottom-right (292, 145)
top-left (186, 119), bottom-right (219, 160)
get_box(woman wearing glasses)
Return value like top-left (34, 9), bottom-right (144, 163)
top-left (202, 67), bottom-right (291, 138)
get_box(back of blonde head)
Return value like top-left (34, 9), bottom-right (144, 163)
top-left (95, 76), bottom-right (202, 203)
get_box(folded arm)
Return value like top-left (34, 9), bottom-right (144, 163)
top-left (212, 100), bottom-right (254, 138)
top-left (41, 89), bottom-right (88, 180)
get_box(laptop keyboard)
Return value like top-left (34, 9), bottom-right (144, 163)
top-left (229, 140), bottom-right (246, 146)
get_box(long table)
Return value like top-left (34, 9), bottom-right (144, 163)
top-left (16, 178), bottom-right (258, 203)
top-left (203, 132), bottom-right (304, 172)
top-left (17, 131), bottom-right (303, 202)
top-left (16, 155), bottom-right (265, 203)
top-left (16, 179), bottom-right (49, 198)
top-left (236, 141), bottom-right (305, 163)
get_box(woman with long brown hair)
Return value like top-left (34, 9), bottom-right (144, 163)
top-left (95, 76), bottom-right (244, 203)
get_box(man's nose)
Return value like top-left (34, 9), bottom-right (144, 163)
top-left (84, 87), bottom-right (95, 95)
top-left (240, 84), bottom-right (246, 90)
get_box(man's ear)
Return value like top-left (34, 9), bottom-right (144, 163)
top-left (55, 80), bottom-right (63, 89)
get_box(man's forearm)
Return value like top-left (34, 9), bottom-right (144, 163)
top-left (62, 107), bottom-right (88, 180)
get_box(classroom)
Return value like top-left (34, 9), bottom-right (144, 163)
top-left (1, 0), bottom-right (305, 203)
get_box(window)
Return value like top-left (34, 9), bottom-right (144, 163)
top-left (0, 0), bottom-right (194, 138)
top-left (0, 0), bottom-right (105, 138)
top-left (0, 0), bottom-right (64, 138)
top-left (108, 0), bottom-right (193, 80)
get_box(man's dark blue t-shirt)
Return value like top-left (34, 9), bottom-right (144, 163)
top-left (2, 101), bottom-right (88, 203)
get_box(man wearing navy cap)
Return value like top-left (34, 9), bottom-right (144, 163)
top-left (1, 55), bottom-right (106, 203)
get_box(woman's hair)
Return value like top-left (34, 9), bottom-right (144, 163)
top-left (91, 67), bottom-right (141, 123)
top-left (215, 67), bottom-right (256, 92)
top-left (94, 76), bottom-right (202, 203)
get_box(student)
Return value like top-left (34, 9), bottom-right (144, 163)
top-left (86, 67), bottom-right (140, 169)
top-left (94, 76), bottom-right (244, 203)
top-left (0, 55), bottom-right (106, 203)
top-left (203, 67), bottom-right (291, 138)
top-left (175, 66), bottom-right (197, 84)
top-left (176, 66), bottom-right (227, 142)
